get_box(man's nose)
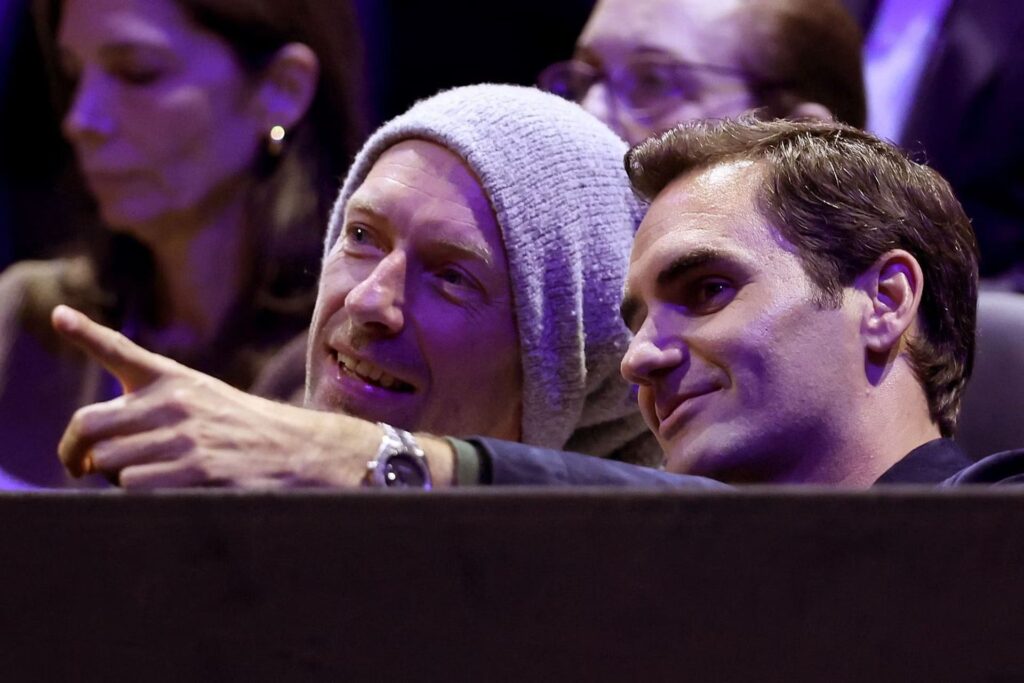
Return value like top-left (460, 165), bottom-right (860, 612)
top-left (61, 69), bottom-right (116, 144)
top-left (344, 251), bottom-right (406, 335)
top-left (620, 317), bottom-right (687, 386)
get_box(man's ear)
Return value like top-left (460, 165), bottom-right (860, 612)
top-left (857, 249), bottom-right (925, 354)
top-left (787, 101), bottom-right (834, 122)
top-left (255, 42), bottom-right (320, 132)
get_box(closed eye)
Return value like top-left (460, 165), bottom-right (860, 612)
top-left (100, 45), bottom-right (171, 86)
top-left (110, 65), bottom-right (163, 86)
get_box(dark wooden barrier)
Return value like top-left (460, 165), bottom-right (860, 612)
top-left (1, 489), bottom-right (1022, 681)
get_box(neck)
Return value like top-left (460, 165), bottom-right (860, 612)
top-left (141, 191), bottom-right (254, 351)
top-left (792, 361), bottom-right (942, 487)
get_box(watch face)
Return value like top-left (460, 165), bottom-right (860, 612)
top-left (382, 453), bottom-right (429, 488)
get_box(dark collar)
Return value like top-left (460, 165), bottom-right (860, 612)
top-left (873, 438), bottom-right (973, 485)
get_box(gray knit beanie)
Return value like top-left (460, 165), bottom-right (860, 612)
top-left (324, 84), bottom-right (658, 464)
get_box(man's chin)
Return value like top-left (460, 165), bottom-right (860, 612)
top-left (669, 445), bottom-right (781, 484)
top-left (307, 381), bottom-right (419, 430)
top-left (662, 435), bottom-right (729, 478)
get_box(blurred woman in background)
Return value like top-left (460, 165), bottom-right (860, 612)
top-left (0, 0), bottom-right (368, 488)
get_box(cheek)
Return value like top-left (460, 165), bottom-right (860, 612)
top-left (636, 385), bottom-right (660, 433)
top-left (689, 309), bottom-right (786, 409)
top-left (311, 249), bottom-right (366, 317)
top-left (311, 264), bottom-right (362, 329)
top-left (308, 290), bottom-right (331, 341)
top-left (122, 85), bottom-right (260, 187)
top-left (118, 87), bottom-right (209, 157)
top-left (730, 305), bottom-right (848, 410)
top-left (415, 304), bottom-right (522, 428)
top-left (423, 305), bottom-right (519, 381)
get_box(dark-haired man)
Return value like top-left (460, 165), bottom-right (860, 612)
top-left (538, 0), bottom-right (866, 144)
top-left (52, 116), bottom-right (1024, 489)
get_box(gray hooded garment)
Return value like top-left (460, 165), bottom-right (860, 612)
top-left (323, 84), bottom-right (659, 465)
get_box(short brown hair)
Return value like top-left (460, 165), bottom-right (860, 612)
top-left (738, 0), bottom-right (866, 127)
top-left (626, 116), bottom-right (979, 436)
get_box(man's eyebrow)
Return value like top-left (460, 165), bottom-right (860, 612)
top-left (620, 248), bottom-right (726, 330)
top-left (428, 235), bottom-right (493, 267)
top-left (97, 41), bottom-right (172, 61)
top-left (344, 197), bottom-right (384, 220)
top-left (656, 248), bottom-right (724, 287)
top-left (344, 199), bottom-right (494, 266)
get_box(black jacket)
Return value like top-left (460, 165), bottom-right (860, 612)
top-left (471, 436), bottom-right (1023, 488)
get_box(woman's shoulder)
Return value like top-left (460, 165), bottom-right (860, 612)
top-left (0, 256), bottom-right (103, 340)
top-left (1, 254), bottom-right (98, 296)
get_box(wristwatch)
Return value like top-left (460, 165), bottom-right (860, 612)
top-left (364, 422), bottom-right (432, 489)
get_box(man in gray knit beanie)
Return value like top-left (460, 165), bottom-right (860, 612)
top-left (307, 84), bottom-right (655, 464)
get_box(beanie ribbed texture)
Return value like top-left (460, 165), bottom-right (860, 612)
top-left (324, 84), bottom-right (658, 464)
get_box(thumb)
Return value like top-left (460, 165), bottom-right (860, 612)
top-left (51, 305), bottom-right (169, 392)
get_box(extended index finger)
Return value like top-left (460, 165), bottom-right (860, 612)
top-left (51, 305), bottom-right (169, 392)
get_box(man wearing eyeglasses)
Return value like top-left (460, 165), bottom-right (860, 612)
top-left (539, 0), bottom-right (866, 144)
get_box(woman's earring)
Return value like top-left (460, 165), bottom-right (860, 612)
top-left (267, 125), bottom-right (286, 156)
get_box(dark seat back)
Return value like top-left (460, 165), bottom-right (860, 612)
top-left (956, 290), bottom-right (1024, 458)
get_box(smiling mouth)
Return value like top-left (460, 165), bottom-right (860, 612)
top-left (332, 350), bottom-right (415, 393)
top-left (656, 388), bottom-right (719, 428)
